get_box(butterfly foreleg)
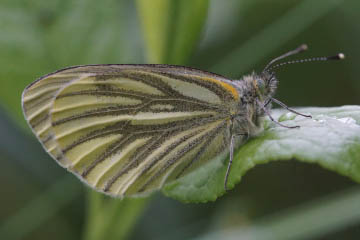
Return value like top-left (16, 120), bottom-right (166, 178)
top-left (270, 97), bottom-right (312, 118)
top-left (258, 99), bottom-right (300, 129)
top-left (224, 122), bottom-right (248, 192)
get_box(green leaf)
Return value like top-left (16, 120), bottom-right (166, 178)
top-left (163, 106), bottom-right (360, 203)
top-left (136, 0), bottom-right (209, 64)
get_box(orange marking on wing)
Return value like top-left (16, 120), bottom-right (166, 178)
top-left (191, 75), bottom-right (239, 101)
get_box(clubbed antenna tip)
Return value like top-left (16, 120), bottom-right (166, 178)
top-left (327, 53), bottom-right (345, 60)
top-left (298, 44), bottom-right (308, 51)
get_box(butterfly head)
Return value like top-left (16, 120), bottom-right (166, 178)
top-left (254, 44), bottom-right (345, 104)
top-left (254, 71), bottom-right (278, 100)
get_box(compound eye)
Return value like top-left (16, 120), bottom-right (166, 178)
top-left (256, 79), bottom-right (266, 93)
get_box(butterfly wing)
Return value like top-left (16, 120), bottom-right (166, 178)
top-left (22, 64), bottom-right (240, 197)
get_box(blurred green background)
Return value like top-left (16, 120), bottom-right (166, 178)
top-left (1, 0), bottom-right (360, 239)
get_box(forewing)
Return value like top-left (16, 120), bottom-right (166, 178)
top-left (22, 64), bottom-right (238, 197)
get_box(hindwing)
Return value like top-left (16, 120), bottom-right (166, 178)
top-left (22, 64), bottom-right (239, 197)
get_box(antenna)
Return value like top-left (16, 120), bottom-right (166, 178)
top-left (267, 53), bottom-right (345, 72)
top-left (263, 44), bottom-right (308, 72)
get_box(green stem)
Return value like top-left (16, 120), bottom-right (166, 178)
top-left (83, 190), bottom-right (150, 240)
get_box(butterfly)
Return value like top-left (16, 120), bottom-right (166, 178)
top-left (21, 44), bottom-right (344, 197)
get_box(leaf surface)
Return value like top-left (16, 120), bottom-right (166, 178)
top-left (163, 106), bottom-right (360, 203)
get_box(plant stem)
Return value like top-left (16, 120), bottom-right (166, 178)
top-left (83, 190), bottom-right (150, 240)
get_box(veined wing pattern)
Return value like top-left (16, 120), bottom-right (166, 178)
top-left (22, 64), bottom-right (239, 196)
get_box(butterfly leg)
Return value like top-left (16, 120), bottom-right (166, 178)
top-left (224, 132), bottom-right (248, 192)
top-left (224, 134), bottom-right (235, 192)
top-left (271, 97), bottom-right (312, 118)
top-left (261, 103), bottom-right (300, 129)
